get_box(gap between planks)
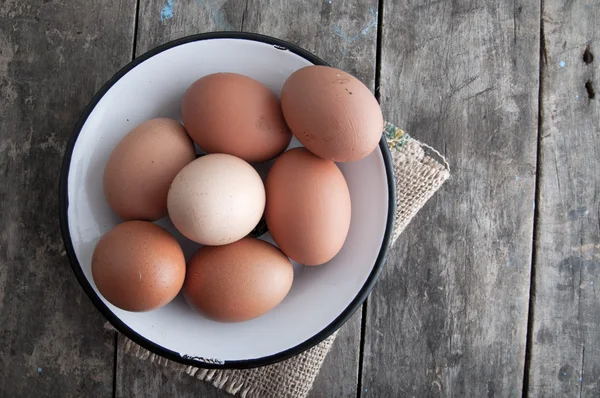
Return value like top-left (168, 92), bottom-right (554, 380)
top-left (357, 1), bottom-right (385, 397)
top-left (113, 1), bottom-right (141, 396)
top-left (521, 0), bottom-right (545, 396)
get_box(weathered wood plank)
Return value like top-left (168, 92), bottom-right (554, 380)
top-left (361, 1), bottom-right (540, 396)
top-left (309, 315), bottom-right (361, 398)
top-left (0, 0), bottom-right (136, 396)
top-left (135, 0), bottom-right (245, 55)
top-left (118, 1), bottom-right (377, 397)
top-left (528, 1), bottom-right (600, 396)
top-left (116, 317), bottom-right (360, 398)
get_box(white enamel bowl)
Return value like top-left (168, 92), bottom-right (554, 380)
top-left (59, 32), bottom-right (395, 368)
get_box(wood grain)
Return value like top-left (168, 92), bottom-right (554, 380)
top-left (116, 318), bottom-right (361, 398)
top-left (0, 0), bottom-right (136, 396)
top-left (361, 1), bottom-right (540, 397)
top-left (527, 1), bottom-right (600, 396)
top-left (135, 0), bottom-right (245, 56)
top-left (118, 1), bottom-right (377, 397)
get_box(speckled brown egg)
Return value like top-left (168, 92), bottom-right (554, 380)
top-left (103, 118), bottom-right (196, 221)
top-left (91, 221), bottom-right (186, 312)
top-left (265, 147), bottom-right (351, 266)
top-left (181, 73), bottom-right (292, 163)
top-left (281, 65), bottom-right (383, 162)
top-left (183, 238), bottom-right (293, 322)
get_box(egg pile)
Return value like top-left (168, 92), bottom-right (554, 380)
top-left (92, 65), bottom-right (383, 322)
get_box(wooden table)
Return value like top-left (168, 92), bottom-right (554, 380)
top-left (1, 0), bottom-right (599, 396)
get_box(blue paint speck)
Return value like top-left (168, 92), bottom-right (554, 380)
top-left (195, 0), bottom-right (233, 30)
top-left (332, 7), bottom-right (378, 51)
top-left (576, 95), bottom-right (580, 100)
top-left (591, 281), bottom-right (594, 285)
top-left (37, 368), bottom-right (42, 373)
top-left (515, 175), bottom-right (520, 181)
top-left (327, 0), bottom-right (332, 3)
top-left (160, 0), bottom-right (174, 21)
top-left (332, 25), bottom-right (349, 41)
top-left (580, 377), bottom-right (583, 382)
top-left (559, 60), bottom-right (566, 68)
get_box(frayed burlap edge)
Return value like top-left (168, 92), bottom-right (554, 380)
top-left (383, 123), bottom-right (450, 241)
top-left (106, 122), bottom-right (450, 398)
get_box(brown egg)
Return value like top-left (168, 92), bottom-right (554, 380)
top-left (265, 148), bottom-right (351, 266)
top-left (181, 73), bottom-right (292, 163)
top-left (103, 118), bottom-right (196, 221)
top-left (281, 65), bottom-right (384, 162)
top-left (184, 238), bottom-right (293, 322)
top-left (91, 221), bottom-right (186, 312)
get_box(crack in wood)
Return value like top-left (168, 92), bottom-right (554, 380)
top-left (583, 45), bottom-right (593, 65)
top-left (585, 80), bottom-right (595, 100)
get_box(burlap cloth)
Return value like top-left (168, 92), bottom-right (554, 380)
top-left (108, 123), bottom-right (450, 398)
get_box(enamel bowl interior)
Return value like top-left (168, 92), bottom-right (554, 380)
top-left (61, 34), bottom-right (393, 367)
